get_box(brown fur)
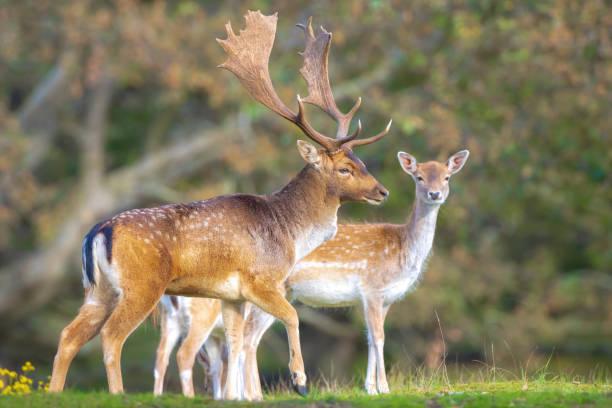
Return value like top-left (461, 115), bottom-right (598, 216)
top-left (49, 10), bottom-right (390, 400)
top-left (148, 151), bottom-right (469, 399)
top-left (48, 140), bottom-right (387, 398)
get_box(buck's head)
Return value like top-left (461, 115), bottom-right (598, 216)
top-left (297, 141), bottom-right (389, 204)
top-left (397, 150), bottom-right (469, 205)
top-left (218, 11), bottom-right (390, 208)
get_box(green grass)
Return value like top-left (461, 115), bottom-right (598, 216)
top-left (3, 360), bottom-right (611, 407)
top-left (1, 380), bottom-right (610, 407)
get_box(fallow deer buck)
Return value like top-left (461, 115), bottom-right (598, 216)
top-left (48, 10), bottom-right (391, 399)
top-left (151, 149), bottom-right (469, 399)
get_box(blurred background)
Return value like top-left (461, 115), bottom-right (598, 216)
top-left (1, 0), bottom-right (610, 393)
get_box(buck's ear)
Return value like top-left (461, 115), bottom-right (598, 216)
top-left (297, 140), bottom-right (321, 165)
top-left (397, 151), bottom-right (417, 174)
top-left (447, 150), bottom-right (470, 174)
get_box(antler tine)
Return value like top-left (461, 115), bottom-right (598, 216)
top-left (345, 119), bottom-right (392, 150)
top-left (297, 17), bottom-right (361, 139)
top-left (217, 10), bottom-right (338, 151)
top-left (296, 95), bottom-right (337, 150)
top-left (337, 119), bottom-right (361, 145)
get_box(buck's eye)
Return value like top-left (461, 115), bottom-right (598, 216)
top-left (417, 176), bottom-right (424, 182)
top-left (339, 168), bottom-right (351, 174)
top-left (445, 176), bottom-right (450, 181)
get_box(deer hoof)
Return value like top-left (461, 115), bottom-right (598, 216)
top-left (293, 383), bottom-right (307, 397)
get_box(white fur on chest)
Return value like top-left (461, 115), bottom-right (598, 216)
top-left (293, 216), bottom-right (337, 262)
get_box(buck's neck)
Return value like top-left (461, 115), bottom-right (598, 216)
top-left (401, 196), bottom-right (441, 271)
top-left (269, 165), bottom-right (340, 261)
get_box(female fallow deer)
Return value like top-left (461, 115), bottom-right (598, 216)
top-left (151, 149), bottom-right (469, 399)
top-left (48, 11), bottom-right (391, 400)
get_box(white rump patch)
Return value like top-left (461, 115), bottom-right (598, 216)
top-left (86, 234), bottom-right (123, 297)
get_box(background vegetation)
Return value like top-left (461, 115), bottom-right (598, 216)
top-left (1, 0), bottom-right (610, 393)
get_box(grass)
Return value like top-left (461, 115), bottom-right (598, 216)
top-left (1, 375), bottom-right (610, 407)
top-left (2, 354), bottom-right (610, 407)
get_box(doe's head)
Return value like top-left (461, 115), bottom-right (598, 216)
top-left (397, 150), bottom-right (469, 205)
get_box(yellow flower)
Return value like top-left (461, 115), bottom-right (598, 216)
top-left (21, 361), bottom-right (35, 372)
top-left (0, 379), bottom-right (4, 388)
top-left (9, 371), bottom-right (17, 378)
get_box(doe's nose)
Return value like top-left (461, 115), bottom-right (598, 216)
top-left (429, 191), bottom-right (441, 200)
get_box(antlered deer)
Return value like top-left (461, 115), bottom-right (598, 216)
top-left (48, 10), bottom-right (391, 399)
top-left (151, 149), bottom-right (469, 399)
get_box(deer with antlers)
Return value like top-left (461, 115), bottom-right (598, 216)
top-left (151, 149), bottom-right (469, 399)
top-left (48, 10), bottom-right (391, 399)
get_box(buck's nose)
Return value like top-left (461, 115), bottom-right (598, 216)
top-left (377, 185), bottom-right (389, 200)
top-left (429, 191), bottom-right (441, 200)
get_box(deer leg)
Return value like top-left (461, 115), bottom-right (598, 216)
top-left (364, 328), bottom-right (378, 395)
top-left (153, 308), bottom-right (181, 396)
top-left (176, 310), bottom-right (219, 397)
top-left (221, 301), bottom-right (247, 400)
top-left (196, 337), bottom-right (225, 400)
top-left (49, 297), bottom-right (113, 392)
top-left (243, 305), bottom-right (276, 401)
top-left (376, 305), bottom-right (391, 393)
top-left (218, 339), bottom-right (228, 399)
top-left (244, 285), bottom-right (306, 396)
top-left (364, 298), bottom-right (390, 394)
top-left (100, 290), bottom-right (164, 394)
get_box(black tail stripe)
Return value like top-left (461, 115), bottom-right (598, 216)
top-left (99, 225), bottom-right (114, 264)
top-left (83, 220), bottom-right (114, 286)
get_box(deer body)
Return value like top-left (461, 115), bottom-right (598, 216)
top-left (245, 188), bottom-right (445, 397)
top-left (150, 150), bottom-right (469, 399)
top-left (243, 152), bottom-right (469, 398)
top-left (288, 207), bottom-right (438, 309)
top-left (49, 11), bottom-right (391, 400)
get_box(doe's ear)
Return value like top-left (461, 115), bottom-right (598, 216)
top-left (397, 151), bottom-right (418, 174)
top-left (297, 140), bottom-right (321, 165)
top-left (447, 150), bottom-right (470, 174)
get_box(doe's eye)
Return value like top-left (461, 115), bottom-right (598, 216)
top-left (416, 176), bottom-right (424, 181)
top-left (445, 176), bottom-right (450, 181)
top-left (339, 168), bottom-right (351, 174)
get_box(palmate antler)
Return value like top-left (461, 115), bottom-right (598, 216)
top-left (217, 10), bottom-right (391, 151)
